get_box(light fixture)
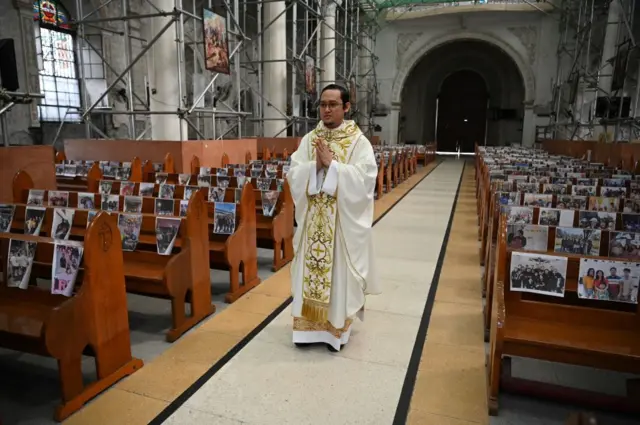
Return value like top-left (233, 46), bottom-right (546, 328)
top-left (463, 118), bottom-right (468, 122)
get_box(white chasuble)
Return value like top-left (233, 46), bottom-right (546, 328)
top-left (286, 120), bottom-right (380, 350)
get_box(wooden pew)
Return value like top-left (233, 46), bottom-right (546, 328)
top-left (0, 212), bottom-right (143, 421)
top-left (487, 214), bottom-right (640, 415)
top-left (11, 172), bottom-right (214, 341)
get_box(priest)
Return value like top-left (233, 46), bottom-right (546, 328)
top-left (286, 84), bottom-right (381, 352)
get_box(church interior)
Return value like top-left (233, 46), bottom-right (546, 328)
top-left (1, 0), bottom-right (640, 424)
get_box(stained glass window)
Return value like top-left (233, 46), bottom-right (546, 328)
top-left (33, 0), bottom-right (72, 30)
top-left (34, 0), bottom-right (81, 122)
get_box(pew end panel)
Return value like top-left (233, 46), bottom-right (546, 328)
top-left (0, 212), bottom-right (143, 422)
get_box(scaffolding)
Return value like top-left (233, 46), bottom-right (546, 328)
top-left (56, 0), bottom-right (382, 142)
top-left (537, 0), bottom-right (640, 142)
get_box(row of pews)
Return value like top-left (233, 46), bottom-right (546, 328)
top-left (0, 140), bottom-right (435, 422)
top-left (475, 145), bottom-right (640, 417)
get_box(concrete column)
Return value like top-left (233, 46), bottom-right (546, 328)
top-left (262, 0), bottom-right (287, 137)
top-left (149, 0), bottom-right (187, 140)
top-left (598, 0), bottom-right (621, 95)
top-left (322, 1), bottom-right (340, 86)
top-left (358, 29), bottom-right (373, 134)
top-left (522, 102), bottom-right (536, 147)
top-left (389, 103), bottom-right (401, 145)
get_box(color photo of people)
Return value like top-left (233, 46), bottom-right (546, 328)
top-left (155, 217), bottom-right (181, 255)
top-left (578, 258), bottom-right (639, 304)
top-left (554, 227), bottom-right (601, 256)
top-left (118, 213), bottom-right (142, 252)
top-left (506, 224), bottom-right (548, 252)
top-left (213, 202), bottom-right (236, 234)
top-left (0, 204), bottom-right (15, 232)
top-left (510, 252), bottom-right (568, 298)
top-left (609, 232), bottom-right (640, 259)
top-left (203, 7), bottom-right (230, 74)
top-left (52, 243), bottom-right (84, 297)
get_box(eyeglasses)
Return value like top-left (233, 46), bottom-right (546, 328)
top-left (318, 102), bottom-right (343, 111)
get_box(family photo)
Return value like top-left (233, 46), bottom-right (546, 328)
top-left (52, 243), bottom-right (84, 297)
top-left (0, 204), bottom-right (15, 232)
top-left (7, 239), bottom-right (37, 289)
top-left (213, 202), bottom-right (236, 234)
top-left (608, 232), bottom-right (640, 259)
top-left (554, 227), bottom-right (601, 256)
top-left (155, 217), bottom-right (181, 255)
top-left (118, 213), bottom-right (142, 252)
top-left (577, 258), bottom-right (639, 303)
top-left (507, 224), bottom-right (548, 251)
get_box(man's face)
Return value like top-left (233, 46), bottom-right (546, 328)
top-left (319, 89), bottom-right (349, 128)
top-left (610, 268), bottom-right (617, 276)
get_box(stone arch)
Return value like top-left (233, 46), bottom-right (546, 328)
top-left (391, 29), bottom-right (535, 107)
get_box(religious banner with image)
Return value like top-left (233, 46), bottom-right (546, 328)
top-left (305, 55), bottom-right (316, 95)
top-left (203, 7), bottom-right (230, 74)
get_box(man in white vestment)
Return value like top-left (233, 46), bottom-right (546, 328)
top-left (286, 84), bottom-right (381, 352)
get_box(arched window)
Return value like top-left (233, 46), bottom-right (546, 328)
top-left (33, 0), bottom-right (82, 122)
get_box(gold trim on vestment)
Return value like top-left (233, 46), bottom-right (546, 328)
top-left (299, 121), bottom-right (361, 323)
top-left (293, 317), bottom-right (353, 339)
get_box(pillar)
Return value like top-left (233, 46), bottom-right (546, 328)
top-left (358, 29), bottom-right (373, 134)
top-left (522, 102), bottom-right (536, 147)
top-left (598, 0), bottom-right (620, 95)
top-left (149, 0), bottom-right (187, 140)
top-left (389, 103), bottom-right (401, 145)
top-left (262, 0), bottom-right (287, 137)
top-left (322, 1), bottom-right (341, 86)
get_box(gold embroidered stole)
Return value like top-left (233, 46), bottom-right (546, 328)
top-left (301, 121), bottom-right (361, 323)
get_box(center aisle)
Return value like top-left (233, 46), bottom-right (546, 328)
top-left (163, 159), bottom-right (465, 425)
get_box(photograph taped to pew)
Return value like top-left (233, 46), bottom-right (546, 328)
top-left (7, 239), bottom-right (36, 289)
top-left (588, 197), bottom-right (620, 213)
top-left (0, 204), bottom-right (15, 232)
top-left (87, 210), bottom-right (98, 228)
top-left (572, 185), bottom-right (597, 196)
top-left (266, 163), bottom-right (277, 178)
top-left (155, 217), bottom-right (181, 255)
top-left (24, 207), bottom-right (46, 236)
top-left (118, 213), bottom-right (142, 251)
top-left (179, 200), bottom-right (188, 217)
top-left (523, 194), bottom-right (553, 208)
top-left (604, 178), bottom-right (626, 187)
top-left (52, 208), bottom-right (74, 240)
top-left (124, 195), bottom-right (143, 213)
top-left (197, 174), bottom-right (211, 187)
top-left (609, 232), bottom-right (640, 259)
top-left (48, 190), bottom-right (69, 207)
top-left (27, 189), bottom-right (45, 206)
top-left (209, 186), bottom-right (225, 202)
top-left (601, 187), bottom-right (627, 198)
top-left (261, 190), bottom-right (279, 217)
top-left (554, 227), bottom-right (601, 256)
top-left (216, 168), bottom-right (228, 177)
top-left (213, 202), bottom-right (236, 234)
top-left (184, 185), bottom-right (198, 200)
top-left (621, 213), bottom-right (640, 231)
top-left (153, 162), bottom-right (163, 172)
top-left (556, 195), bottom-right (587, 210)
top-left (155, 198), bottom-right (174, 216)
top-left (119, 181), bottom-right (136, 196)
top-left (579, 211), bottom-right (616, 231)
top-left (155, 172), bottom-right (168, 185)
top-left (498, 192), bottom-right (521, 206)
top-left (507, 224), bottom-right (548, 251)
top-left (578, 258), bottom-right (640, 303)
top-left (217, 176), bottom-right (230, 189)
top-left (178, 173), bottom-right (191, 185)
top-left (506, 206), bottom-right (534, 224)
top-left (277, 178), bottom-right (284, 192)
top-left (159, 183), bottom-right (175, 199)
top-left (237, 175), bottom-right (246, 187)
top-left (543, 184), bottom-right (568, 195)
top-left (234, 188), bottom-right (242, 204)
top-left (630, 182), bottom-right (640, 199)
top-left (78, 192), bottom-right (95, 209)
top-left (257, 178), bottom-right (272, 191)
top-left (101, 194), bottom-right (120, 212)
top-left (510, 252), bottom-right (568, 298)
top-left (199, 166), bottom-right (211, 176)
top-left (99, 180), bottom-right (113, 196)
top-left (251, 168), bottom-right (262, 179)
top-left (52, 242), bottom-right (84, 297)
top-left (538, 208), bottom-right (575, 226)
top-left (139, 182), bottom-right (154, 197)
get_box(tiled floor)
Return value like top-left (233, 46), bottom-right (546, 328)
top-left (159, 160), bottom-right (465, 424)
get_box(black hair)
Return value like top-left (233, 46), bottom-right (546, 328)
top-left (321, 84), bottom-right (350, 106)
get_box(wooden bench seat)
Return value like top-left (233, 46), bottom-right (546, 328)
top-left (0, 215), bottom-right (142, 422)
top-left (10, 171), bottom-right (214, 342)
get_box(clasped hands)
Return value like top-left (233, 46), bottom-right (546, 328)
top-left (315, 139), bottom-right (333, 172)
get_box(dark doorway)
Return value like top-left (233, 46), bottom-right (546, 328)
top-left (436, 70), bottom-right (488, 152)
